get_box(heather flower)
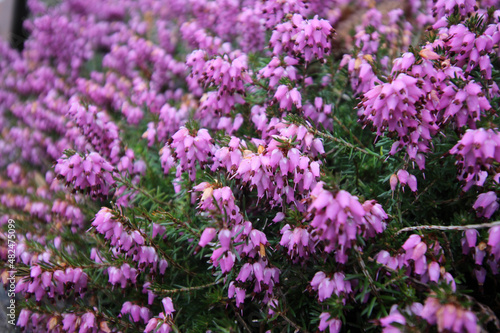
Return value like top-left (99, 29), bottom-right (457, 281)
top-left (306, 182), bottom-right (387, 262)
top-left (318, 312), bottom-right (342, 333)
top-left (228, 282), bottom-right (246, 307)
top-left (488, 226), bottom-right (500, 261)
top-left (199, 227), bottom-right (217, 247)
top-left (380, 305), bottom-right (406, 332)
top-left (310, 271), bottom-right (352, 302)
top-left (54, 151), bottom-right (116, 199)
top-left (259, 56), bottom-right (299, 87)
top-left (145, 297), bottom-right (175, 333)
top-left (273, 85), bottom-right (302, 111)
top-left (67, 101), bottom-right (122, 164)
top-left (473, 191), bottom-right (499, 219)
top-left (269, 14), bottom-right (335, 63)
top-left (161, 127), bottom-right (214, 181)
top-left (421, 295), bottom-right (479, 333)
top-left (162, 297), bottom-right (175, 316)
top-left (358, 73), bottom-right (437, 167)
top-left (450, 128), bottom-right (500, 191)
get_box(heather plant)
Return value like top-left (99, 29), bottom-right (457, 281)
top-left (1, 0), bottom-right (500, 332)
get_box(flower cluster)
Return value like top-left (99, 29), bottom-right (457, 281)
top-left (358, 72), bottom-right (436, 169)
top-left (16, 265), bottom-right (88, 301)
top-left (186, 50), bottom-right (251, 117)
top-left (121, 301), bottom-right (151, 324)
top-left (258, 56), bottom-right (299, 88)
top-left (91, 207), bottom-right (168, 273)
top-left (450, 128), bottom-right (500, 191)
top-left (376, 234), bottom-right (456, 288)
top-left (54, 151), bottom-right (116, 199)
top-left (144, 297), bottom-right (175, 333)
top-left (390, 169), bottom-right (418, 192)
top-left (379, 298), bottom-right (479, 333)
top-left (310, 271), bottom-right (352, 302)
top-left (211, 134), bottom-right (322, 208)
top-left (66, 102), bottom-right (122, 164)
top-left (2, 0), bottom-right (500, 332)
top-left (279, 224), bottom-right (315, 261)
top-left (269, 14), bottom-right (335, 62)
top-left (160, 127), bottom-right (214, 181)
top-left (306, 182), bottom-right (387, 262)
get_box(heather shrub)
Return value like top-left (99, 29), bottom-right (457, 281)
top-left (1, 0), bottom-right (500, 332)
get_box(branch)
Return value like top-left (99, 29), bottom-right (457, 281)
top-left (298, 122), bottom-right (385, 161)
top-left (463, 295), bottom-right (500, 331)
top-left (135, 224), bottom-right (196, 276)
top-left (332, 114), bottom-right (366, 148)
top-left (367, 257), bottom-right (429, 289)
top-left (152, 281), bottom-right (220, 295)
top-left (278, 312), bottom-right (310, 333)
top-left (354, 246), bottom-right (380, 296)
top-left (114, 175), bottom-right (172, 207)
top-left (395, 221), bottom-right (500, 235)
top-left (230, 303), bottom-right (252, 333)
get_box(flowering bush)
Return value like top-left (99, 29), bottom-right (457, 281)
top-left (1, 0), bottom-right (500, 332)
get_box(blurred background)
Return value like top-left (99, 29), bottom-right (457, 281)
top-left (0, 0), bottom-right (28, 50)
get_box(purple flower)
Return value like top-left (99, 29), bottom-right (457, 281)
top-left (144, 318), bottom-right (159, 333)
top-left (54, 151), bottom-right (116, 200)
top-left (318, 313), bottom-right (342, 333)
top-left (162, 297), bottom-right (175, 317)
top-left (473, 192), bottom-right (499, 219)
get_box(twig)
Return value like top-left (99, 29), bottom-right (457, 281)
top-left (368, 257), bottom-right (428, 289)
top-left (301, 122), bottom-right (385, 161)
top-left (278, 312), bottom-right (310, 333)
top-left (395, 221), bottom-right (500, 235)
top-left (411, 178), bottom-right (437, 205)
top-left (114, 175), bottom-right (172, 207)
top-left (401, 179), bottom-right (438, 215)
top-left (252, 78), bottom-right (269, 91)
top-left (439, 232), bottom-right (457, 273)
top-left (354, 246), bottom-right (380, 296)
top-left (136, 226), bottom-right (196, 276)
top-left (332, 114), bottom-right (366, 148)
top-left (153, 281), bottom-right (220, 295)
top-left (463, 295), bottom-right (500, 331)
top-left (230, 303), bottom-right (252, 333)
top-left (152, 209), bottom-right (201, 237)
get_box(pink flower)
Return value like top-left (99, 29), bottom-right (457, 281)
top-left (402, 235), bottom-right (421, 251)
top-left (318, 313), bottom-right (342, 332)
top-left (428, 261), bottom-right (441, 282)
top-left (473, 192), bottom-right (499, 219)
top-left (144, 318), bottom-right (159, 333)
top-left (199, 228), bottom-right (217, 247)
top-left (162, 297), bottom-right (175, 317)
